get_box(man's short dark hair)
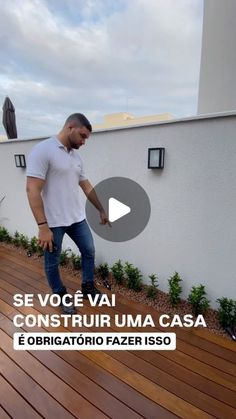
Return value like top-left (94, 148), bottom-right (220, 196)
top-left (65, 113), bottom-right (92, 132)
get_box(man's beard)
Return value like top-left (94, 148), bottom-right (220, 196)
top-left (68, 134), bottom-right (80, 150)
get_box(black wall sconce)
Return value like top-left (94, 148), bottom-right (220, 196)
top-left (14, 154), bottom-right (26, 168)
top-left (148, 148), bottom-right (165, 169)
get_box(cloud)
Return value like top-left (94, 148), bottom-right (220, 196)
top-left (0, 0), bottom-right (203, 138)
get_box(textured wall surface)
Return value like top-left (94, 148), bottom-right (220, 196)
top-left (1, 114), bottom-right (236, 307)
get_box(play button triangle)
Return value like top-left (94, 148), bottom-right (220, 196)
top-left (108, 197), bottom-right (131, 222)
top-left (86, 176), bottom-right (151, 242)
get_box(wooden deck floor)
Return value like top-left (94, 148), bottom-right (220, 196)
top-left (0, 246), bottom-right (236, 419)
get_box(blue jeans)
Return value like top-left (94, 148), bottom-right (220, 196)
top-left (44, 220), bottom-right (95, 294)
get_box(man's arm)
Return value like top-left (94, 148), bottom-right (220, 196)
top-left (79, 179), bottom-right (111, 226)
top-left (26, 177), bottom-right (54, 251)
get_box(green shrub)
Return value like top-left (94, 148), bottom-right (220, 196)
top-left (146, 274), bottom-right (159, 299)
top-left (0, 226), bottom-right (12, 243)
top-left (27, 236), bottom-right (43, 256)
top-left (59, 248), bottom-right (71, 266)
top-left (28, 236), bottom-right (38, 253)
top-left (12, 231), bottom-right (21, 247)
top-left (188, 284), bottom-right (210, 316)
top-left (19, 233), bottom-right (30, 249)
top-left (168, 272), bottom-right (182, 307)
top-left (217, 297), bottom-right (236, 329)
top-left (71, 252), bottom-right (82, 270)
top-left (124, 262), bottom-right (142, 292)
top-left (111, 260), bottom-right (124, 284)
top-left (97, 263), bottom-right (109, 280)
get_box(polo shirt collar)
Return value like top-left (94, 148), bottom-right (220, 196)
top-left (53, 136), bottom-right (73, 153)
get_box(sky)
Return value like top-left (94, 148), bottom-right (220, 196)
top-left (0, 0), bottom-right (203, 139)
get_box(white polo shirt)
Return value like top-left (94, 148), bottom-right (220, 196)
top-left (26, 136), bottom-right (88, 227)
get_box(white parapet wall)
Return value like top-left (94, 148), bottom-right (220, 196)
top-left (0, 113), bottom-right (236, 307)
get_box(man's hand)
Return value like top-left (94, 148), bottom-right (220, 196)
top-left (80, 180), bottom-right (111, 227)
top-left (100, 210), bottom-right (112, 227)
top-left (38, 225), bottom-right (54, 252)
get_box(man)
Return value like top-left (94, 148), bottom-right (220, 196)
top-left (26, 113), bottom-right (110, 314)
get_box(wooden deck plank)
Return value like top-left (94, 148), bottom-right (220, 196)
top-left (3, 295), bottom-right (235, 416)
top-left (129, 350), bottom-right (236, 409)
top-left (2, 311), bottom-right (144, 419)
top-left (0, 299), bottom-right (181, 419)
top-left (195, 327), bottom-right (236, 349)
top-left (74, 304), bottom-right (236, 386)
top-left (0, 306), bottom-right (176, 419)
top-left (0, 297), bottom-right (211, 419)
top-left (93, 287), bottom-right (236, 358)
top-left (3, 257), bottom-right (236, 375)
top-left (0, 246), bottom-right (234, 346)
top-left (0, 349), bottom-right (75, 419)
top-left (2, 300), bottom-right (235, 416)
top-left (0, 304), bottom-right (175, 419)
top-left (0, 329), bottom-right (108, 419)
top-left (0, 374), bottom-right (42, 419)
top-left (1, 272), bottom-right (235, 395)
top-left (56, 351), bottom-right (176, 419)
top-left (0, 270), bottom-right (234, 410)
top-left (1, 342), bottom-right (204, 419)
top-left (1, 246), bottom-right (236, 418)
top-left (63, 307), bottom-right (236, 391)
top-left (1, 247), bottom-right (235, 360)
top-left (170, 337), bottom-right (236, 377)
top-left (1, 272), bottom-right (235, 397)
top-left (82, 351), bottom-right (212, 419)
top-left (1, 272), bottom-right (236, 400)
top-left (1, 296), bottom-right (212, 417)
top-left (0, 322), bottom-right (142, 419)
top-left (0, 248), bottom-right (44, 275)
top-left (1, 262), bottom-right (235, 392)
top-left (104, 350), bottom-right (236, 418)
top-left (0, 406), bottom-right (12, 419)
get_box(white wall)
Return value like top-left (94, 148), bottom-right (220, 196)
top-left (198, 0), bottom-right (236, 114)
top-left (0, 138), bottom-right (46, 238)
top-left (1, 114), bottom-right (236, 307)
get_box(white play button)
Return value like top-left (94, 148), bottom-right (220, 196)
top-left (108, 197), bottom-right (131, 222)
top-left (86, 177), bottom-right (151, 242)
